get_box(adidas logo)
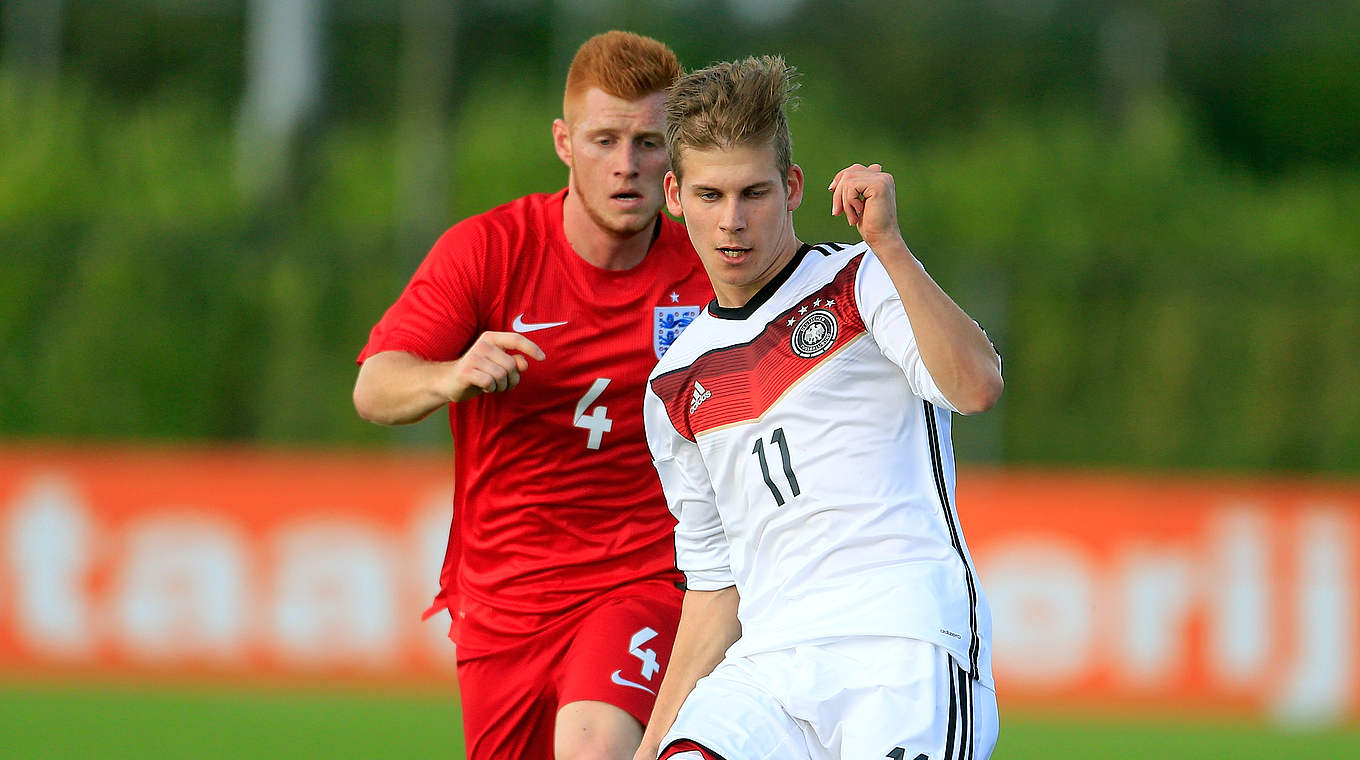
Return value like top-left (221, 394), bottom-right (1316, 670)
top-left (689, 381), bottom-right (712, 413)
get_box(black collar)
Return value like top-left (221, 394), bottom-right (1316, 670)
top-left (707, 243), bottom-right (814, 321)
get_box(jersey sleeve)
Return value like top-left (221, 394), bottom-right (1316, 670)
top-left (643, 382), bottom-right (735, 591)
top-left (855, 250), bottom-right (960, 413)
top-left (356, 219), bottom-right (492, 364)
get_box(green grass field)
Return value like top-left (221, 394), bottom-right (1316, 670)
top-left (5, 680), bottom-right (1357, 759)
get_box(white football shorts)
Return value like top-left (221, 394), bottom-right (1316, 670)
top-left (659, 636), bottom-right (997, 760)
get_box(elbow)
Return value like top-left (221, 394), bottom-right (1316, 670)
top-left (953, 369), bottom-right (1003, 416)
top-left (353, 380), bottom-right (398, 425)
top-left (353, 384), bottom-right (382, 424)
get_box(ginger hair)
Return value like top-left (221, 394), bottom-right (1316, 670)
top-left (563, 31), bottom-right (681, 122)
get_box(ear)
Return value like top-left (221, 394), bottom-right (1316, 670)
top-left (552, 118), bottom-right (572, 168)
top-left (785, 163), bottom-right (805, 212)
top-left (664, 170), bottom-right (684, 218)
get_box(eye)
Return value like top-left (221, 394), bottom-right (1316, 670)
top-left (698, 191), bottom-right (719, 201)
top-left (746, 188), bottom-right (768, 198)
top-left (641, 139), bottom-right (661, 150)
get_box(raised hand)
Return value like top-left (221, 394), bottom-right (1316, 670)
top-left (828, 163), bottom-right (903, 250)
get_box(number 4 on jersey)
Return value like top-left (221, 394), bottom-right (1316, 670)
top-left (887, 749), bottom-right (928, 760)
top-left (573, 378), bottom-right (613, 449)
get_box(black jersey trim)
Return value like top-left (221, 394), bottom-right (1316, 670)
top-left (924, 400), bottom-right (981, 680)
top-left (945, 665), bottom-right (974, 760)
top-left (944, 667), bottom-right (959, 760)
top-left (706, 243), bottom-right (814, 320)
top-left (961, 665), bottom-right (974, 760)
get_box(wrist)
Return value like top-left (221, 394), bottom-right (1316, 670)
top-left (866, 234), bottom-right (913, 263)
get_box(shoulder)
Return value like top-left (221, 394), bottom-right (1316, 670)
top-left (650, 214), bottom-right (702, 269)
top-left (649, 311), bottom-right (717, 381)
top-left (805, 240), bottom-right (872, 272)
top-left (775, 241), bottom-right (873, 302)
top-left (448, 191), bottom-right (558, 240)
top-left (429, 190), bottom-right (561, 264)
top-left (657, 213), bottom-right (690, 244)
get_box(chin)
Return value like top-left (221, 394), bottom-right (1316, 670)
top-left (608, 214), bottom-right (657, 237)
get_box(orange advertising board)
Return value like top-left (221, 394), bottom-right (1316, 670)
top-left (1, 445), bottom-right (1356, 723)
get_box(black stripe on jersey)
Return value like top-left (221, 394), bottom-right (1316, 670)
top-left (960, 665), bottom-right (974, 760)
top-left (924, 400), bottom-right (981, 680)
top-left (811, 241), bottom-right (847, 255)
top-left (943, 668), bottom-right (959, 760)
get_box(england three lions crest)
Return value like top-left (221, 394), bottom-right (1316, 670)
top-left (655, 306), bottom-right (701, 358)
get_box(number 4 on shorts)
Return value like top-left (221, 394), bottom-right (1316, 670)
top-left (629, 627), bottom-right (660, 679)
top-left (886, 749), bottom-right (928, 760)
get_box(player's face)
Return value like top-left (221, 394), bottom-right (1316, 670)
top-left (554, 88), bottom-right (669, 238)
top-left (665, 142), bottom-right (804, 308)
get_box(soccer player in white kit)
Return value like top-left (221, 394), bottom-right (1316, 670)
top-left (635, 56), bottom-right (1005, 760)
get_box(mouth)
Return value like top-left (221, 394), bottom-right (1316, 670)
top-left (610, 190), bottom-right (644, 206)
top-left (717, 245), bottom-right (751, 261)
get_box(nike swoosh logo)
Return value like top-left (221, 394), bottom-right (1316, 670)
top-left (512, 314), bottom-right (568, 333)
top-left (610, 670), bottom-right (656, 695)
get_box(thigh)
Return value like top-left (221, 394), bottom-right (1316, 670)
top-left (554, 700), bottom-right (643, 760)
top-left (660, 658), bottom-right (813, 760)
top-left (457, 644), bottom-right (557, 760)
top-left (559, 582), bottom-right (682, 725)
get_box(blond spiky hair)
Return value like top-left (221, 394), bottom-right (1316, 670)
top-left (664, 55), bottom-right (801, 180)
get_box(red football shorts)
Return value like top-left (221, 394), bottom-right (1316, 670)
top-left (455, 580), bottom-right (683, 759)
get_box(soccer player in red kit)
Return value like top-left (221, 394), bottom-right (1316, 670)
top-left (352, 32), bottom-right (711, 760)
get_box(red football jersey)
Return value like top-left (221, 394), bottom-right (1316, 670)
top-left (358, 190), bottom-right (711, 646)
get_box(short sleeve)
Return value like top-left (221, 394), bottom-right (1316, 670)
top-left (643, 383), bottom-right (735, 591)
top-left (356, 220), bottom-right (491, 364)
top-left (855, 251), bottom-right (960, 413)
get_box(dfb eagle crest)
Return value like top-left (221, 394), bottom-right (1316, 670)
top-left (791, 309), bottom-right (838, 358)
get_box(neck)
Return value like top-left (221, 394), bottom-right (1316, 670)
top-left (714, 231), bottom-right (803, 309)
top-left (561, 191), bottom-right (654, 271)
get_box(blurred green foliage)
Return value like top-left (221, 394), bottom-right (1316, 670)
top-left (2, 1), bottom-right (1358, 473)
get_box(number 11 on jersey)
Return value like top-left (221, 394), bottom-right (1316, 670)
top-left (752, 427), bottom-right (800, 506)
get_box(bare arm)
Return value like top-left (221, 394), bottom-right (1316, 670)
top-left (634, 586), bottom-right (741, 760)
top-left (830, 163), bottom-right (1003, 415)
top-left (352, 333), bottom-right (545, 425)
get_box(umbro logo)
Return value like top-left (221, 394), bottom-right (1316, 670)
top-left (690, 381), bottom-right (711, 413)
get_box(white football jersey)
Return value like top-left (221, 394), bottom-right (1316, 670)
top-left (644, 242), bottom-right (993, 686)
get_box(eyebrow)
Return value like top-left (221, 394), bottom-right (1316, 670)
top-left (584, 127), bottom-right (664, 140)
top-left (691, 180), bottom-right (774, 193)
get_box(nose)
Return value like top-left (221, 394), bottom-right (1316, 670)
top-left (613, 142), bottom-right (640, 177)
top-left (719, 199), bottom-right (745, 233)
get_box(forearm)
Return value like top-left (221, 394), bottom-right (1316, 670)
top-left (636, 586), bottom-right (742, 759)
top-left (352, 350), bottom-right (457, 425)
top-left (871, 236), bottom-right (1003, 415)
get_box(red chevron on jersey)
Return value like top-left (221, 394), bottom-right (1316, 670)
top-left (651, 254), bottom-right (867, 440)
